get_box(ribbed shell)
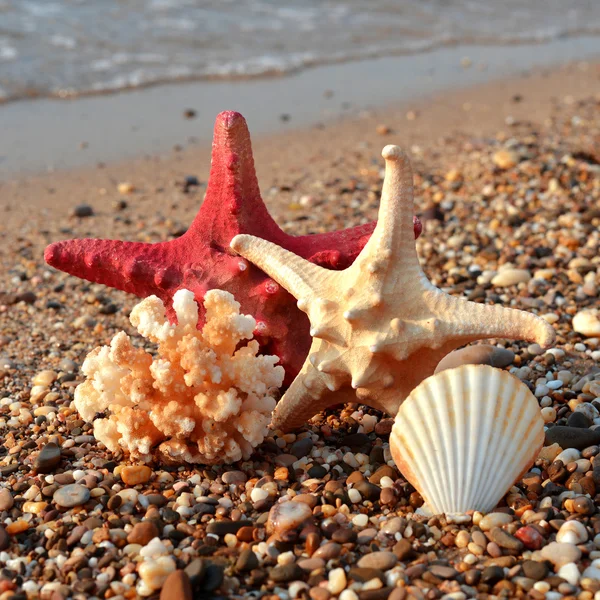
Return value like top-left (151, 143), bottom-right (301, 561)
top-left (390, 364), bottom-right (544, 515)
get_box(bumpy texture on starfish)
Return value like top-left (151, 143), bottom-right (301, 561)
top-left (44, 111), bottom-right (421, 384)
top-left (231, 145), bottom-right (556, 431)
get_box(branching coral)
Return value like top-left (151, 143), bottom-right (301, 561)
top-left (74, 289), bottom-right (284, 464)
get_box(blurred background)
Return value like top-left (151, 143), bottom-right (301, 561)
top-left (1, 0), bottom-right (600, 175)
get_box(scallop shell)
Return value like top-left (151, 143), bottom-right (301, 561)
top-left (390, 364), bottom-right (544, 515)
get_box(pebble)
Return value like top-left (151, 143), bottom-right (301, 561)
top-left (557, 562), bottom-right (580, 586)
top-left (312, 542), bottom-right (341, 560)
top-left (35, 442), bottom-right (62, 473)
top-left (544, 426), bottom-right (600, 450)
top-left (290, 437), bottom-right (314, 458)
top-left (522, 560), bottom-right (548, 581)
top-left (479, 512), bottom-right (513, 531)
top-left (328, 568), bottom-right (347, 594)
top-left (0, 489), bottom-right (14, 511)
top-left (491, 268), bottom-right (531, 287)
top-left (236, 549), bottom-right (259, 572)
top-left (492, 149), bottom-right (519, 169)
top-left (540, 542), bottom-right (582, 568)
top-left (429, 565), bottom-right (458, 580)
top-left (138, 556), bottom-right (176, 591)
top-left (270, 563), bottom-right (305, 583)
top-left (121, 465), bottom-right (152, 485)
top-left (4, 522), bottom-right (28, 536)
top-left (435, 344), bottom-right (514, 373)
top-left (515, 526), bottom-right (544, 550)
top-left (221, 471), bottom-right (247, 485)
top-left (53, 484), bottom-right (90, 508)
top-left (250, 487), bottom-right (269, 503)
top-left (556, 520), bottom-right (588, 544)
top-left (267, 501), bottom-right (312, 536)
top-left (357, 551), bottom-right (397, 571)
top-left (489, 528), bottom-right (523, 551)
top-left (0, 526), bottom-right (9, 550)
top-left (353, 480), bottom-right (380, 501)
top-left (572, 309), bottom-right (600, 336)
top-left (159, 570), bottom-right (192, 600)
top-left (73, 204), bottom-right (94, 218)
top-left (127, 521), bottom-right (159, 546)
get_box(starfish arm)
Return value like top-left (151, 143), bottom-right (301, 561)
top-left (231, 234), bottom-right (333, 301)
top-left (271, 352), bottom-right (356, 432)
top-left (433, 292), bottom-right (556, 348)
top-left (44, 238), bottom-right (176, 297)
top-left (353, 146), bottom-right (418, 273)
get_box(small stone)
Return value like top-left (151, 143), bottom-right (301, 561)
top-left (127, 521), bottom-right (159, 546)
top-left (121, 465), bottom-right (152, 485)
top-left (312, 542), bottom-right (341, 560)
top-left (183, 559), bottom-right (205, 587)
top-left (374, 419), bottom-right (394, 435)
top-left (73, 204), bottom-right (94, 218)
top-left (522, 560), bottom-right (548, 581)
top-left (292, 494), bottom-right (318, 509)
top-left (139, 556), bottom-right (176, 591)
top-left (567, 412), bottom-right (592, 428)
top-left (267, 501), bottom-right (312, 536)
top-left (493, 149), bottom-right (519, 170)
top-left (117, 182), bottom-right (135, 195)
top-left (428, 565), bottom-right (458, 580)
top-left (435, 345), bottom-right (514, 373)
top-left (479, 513), bottom-right (513, 531)
top-left (393, 538), bottom-right (413, 561)
top-left (236, 548), bottom-right (259, 572)
top-left (290, 437), bottom-right (314, 458)
top-left (540, 542), bottom-right (582, 568)
top-left (572, 309), bottom-right (600, 336)
top-left (159, 570), bottom-right (192, 600)
top-left (328, 568), bottom-right (347, 594)
top-left (353, 481), bottom-right (380, 501)
top-left (270, 563), bottom-right (305, 583)
top-left (514, 526), bottom-right (544, 550)
top-left (348, 567), bottom-right (386, 583)
top-left (556, 520), bottom-right (588, 544)
top-left (489, 528), bottom-right (523, 551)
top-left (0, 526), bottom-right (9, 550)
top-left (0, 489), bottom-right (14, 511)
top-left (380, 488), bottom-right (396, 506)
top-left (557, 562), bottom-right (580, 587)
top-left (491, 269), bottom-right (531, 287)
top-left (545, 426), bottom-right (600, 450)
top-left (35, 443), bottom-right (62, 473)
top-left (298, 557), bottom-right (325, 572)
top-left (53, 484), bottom-right (90, 508)
top-left (222, 471), bottom-right (247, 485)
top-left (202, 564), bottom-right (224, 593)
top-left (481, 566), bottom-right (505, 584)
top-left (33, 370), bottom-right (57, 386)
top-left (357, 551), bottom-right (397, 571)
top-left (5, 519), bottom-right (28, 535)
top-left (368, 465), bottom-right (397, 484)
top-left (307, 465), bottom-right (327, 478)
top-left (250, 487), bottom-right (269, 503)
top-left (206, 520), bottom-right (251, 535)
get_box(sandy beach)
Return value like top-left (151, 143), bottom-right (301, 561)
top-left (0, 48), bottom-right (599, 599)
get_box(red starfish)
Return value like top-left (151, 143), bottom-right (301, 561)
top-left (45, 111), bottom-right (422, 383)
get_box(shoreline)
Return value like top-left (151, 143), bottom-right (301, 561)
top-left (0, 35), bottom-right (599, 179)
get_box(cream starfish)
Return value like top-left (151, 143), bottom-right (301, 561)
top-left (231, 146), bottom-right (555, 431)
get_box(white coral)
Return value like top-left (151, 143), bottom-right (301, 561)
top-left (74, 289), bottom-right (284, 464)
